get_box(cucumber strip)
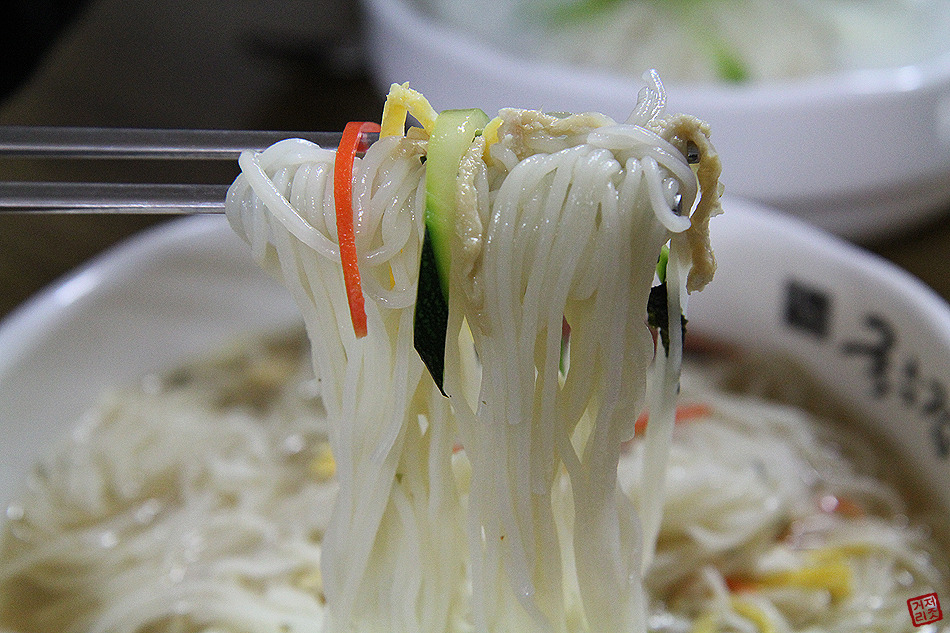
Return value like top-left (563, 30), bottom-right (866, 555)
top-left (414, 108), bottom-right (488, 394)
top-left (415, 226), bottom-right (449, 395)
top-left (647, 282), bottom-right (687, 357)
top-left (656, 243), bottom-right (670, 284)
top-left (424, 108), bottom-right (490, 299)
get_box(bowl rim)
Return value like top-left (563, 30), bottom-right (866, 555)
top-left (4, 205), bottom-right (950, 379)
top-left (0, 216), bottom-right (223, 375)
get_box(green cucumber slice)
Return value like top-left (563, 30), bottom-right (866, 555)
top-left (424, 108), bottom-right (490, 299)
top-left (414, 108), bottom-right (488, 395)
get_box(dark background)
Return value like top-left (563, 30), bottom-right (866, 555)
top-left (1, 0), bottom-right (949, 322)
top-left (0, 0), bottom-right (385, 319)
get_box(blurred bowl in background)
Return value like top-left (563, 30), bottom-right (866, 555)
top-left (363, 0), bottom-right (950, 240)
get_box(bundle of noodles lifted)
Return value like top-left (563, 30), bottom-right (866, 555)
top-left (225, 71), bottom-right (723, 633)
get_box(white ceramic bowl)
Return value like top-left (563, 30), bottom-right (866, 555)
top-left (363, 0), bottom-right (950, 240)
top-left (0, 199), bottom-right (948, 520)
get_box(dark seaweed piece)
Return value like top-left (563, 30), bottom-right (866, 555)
top-left (414, 226), bottom-right (449, 396)
top-left (647, 282), bottom-right (687, 356)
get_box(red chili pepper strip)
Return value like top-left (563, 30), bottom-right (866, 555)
top-left (674, 402), bottom-right (713, 422)
top-left (818, 494), bottom-right (865, 519)
top-left (632, 402), bottom-right (713, 436)
top-left (334, 121), bottom-right (381, 338)
top-left (725, 575), bottom-right (758, 594)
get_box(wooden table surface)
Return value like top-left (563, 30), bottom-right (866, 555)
top-left (2, 0), bottom-right (950, 323)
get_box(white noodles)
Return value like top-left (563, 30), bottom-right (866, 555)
top-left (0, 336), bottom-right (335, 633)
top-left (3, 80), bottom-right (944, 633)
top-left (2, 335), bottom-right (946, 633)
top-left (231, 129), bottom-right (469, 633)
top-left (226, 78), bottom-right (719, 632)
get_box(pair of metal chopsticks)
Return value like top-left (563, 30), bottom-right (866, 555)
top-left (0, 127), bottom-right (702, 215)
top-left (0, 126), bottom-right (352, 214)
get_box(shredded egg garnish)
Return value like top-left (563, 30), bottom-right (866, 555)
top-left (380, 82), bottom-right (438, 138)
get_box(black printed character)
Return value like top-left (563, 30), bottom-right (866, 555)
top-left (785, 280), bottom-right (832, 339)
top-left (934, 410), bottom-right (950, 459)
top-left (923, 380), bottom-right (950, 459)
top-left (840, 314), bottom-right (896, 398)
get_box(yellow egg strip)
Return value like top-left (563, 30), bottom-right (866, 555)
top-left (480, 115), bottom-right (503, 160)
top-left (380, 82), bottom-right (438, 138)
top-left (310, 443), bottom-right (336, 481)
top-left (807, 543), bottom-right (873, 561)
top-left (689, 611), bottom-right (719, 633)
top-left (730, 598), bottom-right (778, 633)
top-left (745, 560), bottom-right (852, 602)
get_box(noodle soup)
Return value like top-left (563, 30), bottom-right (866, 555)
top-left (0, 80), bottom-right (947, 630)
top-left (0, 328), bottom-right (946, 632)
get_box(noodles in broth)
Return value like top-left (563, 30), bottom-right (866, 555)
top-left (225, 73), bottom-right (719, 632)
top-left (1, 75), bottom-right (946, 633)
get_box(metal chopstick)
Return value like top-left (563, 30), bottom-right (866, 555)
top-left (0, 127), bottom-right (698, 214)
top-left (0, 182), bottom-right (229, 214)
top-left (0, 126), bottom-right (356, 214)
top-left (0, 126), bottom-right (349, 160)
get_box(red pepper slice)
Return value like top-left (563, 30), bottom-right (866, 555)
top-left (818, 494), bottom-right (865, 518)
top-left (632, 402), bottom-right (712, 436)
top-left (334, 121), bottom-right (381, 338)
top-left (725, 575), bottom-right (758, 594)
top-left (623, 403), bottom-right (710, 452)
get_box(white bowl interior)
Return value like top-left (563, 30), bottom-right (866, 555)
top-left (687, 200), bottom-right (950, 515)
top-left (0, 218), bottom-right (301, 508)
top-left (0, 201), bottom-right (948, 516)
